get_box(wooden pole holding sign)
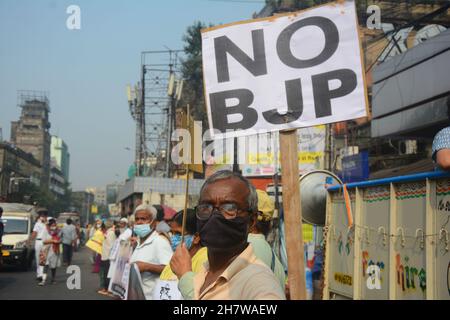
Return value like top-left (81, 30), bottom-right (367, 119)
top-left (279, 129), bottom-right (306, 300)
top-left (181, 104), bottom-right (191, 244)
top-left (181, 168), bottom-right (190, 244)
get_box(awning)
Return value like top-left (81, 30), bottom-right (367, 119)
top-left (371, 28), bottom-right (450, 138)
top-left (117, 177), bottom-right (205, 202)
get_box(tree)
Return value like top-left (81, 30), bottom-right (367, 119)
top-left (10, 181), bottom-right (55, 211)
top-left (180, 21), bottom-right (213, 125)
top-left (265, 0), bottom-right (328, 10)
top-left (53, 182), bottom-right (72, 215)
top-left (9, 181), bottom-right (72, 217)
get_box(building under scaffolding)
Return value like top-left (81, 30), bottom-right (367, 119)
top-left (10, 90), bottom-right (51, 188)
top-left (127, 50), bottom-right (183, 178)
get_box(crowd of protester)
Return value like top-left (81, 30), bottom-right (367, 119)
top-left (81, 170), bottom-right (287, 300)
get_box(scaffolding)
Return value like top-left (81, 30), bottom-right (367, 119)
top-left (17, 90), bottom-right (50, 112)
top-left (128, 50), bottom-right (183, 178)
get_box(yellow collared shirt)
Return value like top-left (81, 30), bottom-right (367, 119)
top-left (192, 245), bottom-right (286, 300)
top-left (160, 246), bottom-right (208, 281)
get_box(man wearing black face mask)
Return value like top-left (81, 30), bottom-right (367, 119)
top-left (170, 170), bottom-right (285, 300)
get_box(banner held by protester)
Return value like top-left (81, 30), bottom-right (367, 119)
top-left (127, 263), bottom-right (147, 300)
top-left (109, 242), bottom-right (133, 300)
top-left (202, 0), bottom-right (368, 140)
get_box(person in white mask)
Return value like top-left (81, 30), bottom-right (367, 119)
top-left (118, 218), bottom-right (132, 241)
top-left (29, 209), bottom-right (48, 283)
top-left (153, 205), bottom-right (171, 236)
top-left (107, 217), bottom-right (132, 283)
top-left (90, 219), bottom-right (102, 239)
top-left (128, 204), bottom-right (173, 300)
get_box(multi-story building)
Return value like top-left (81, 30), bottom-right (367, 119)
top-left (49, 165), bottom-right (66, 197)
top-left (10, 91), bottom-right (51, 188)
top-left (0, 142), bottom-right (41, 200)
top-left (106, 183), bottom-right (124, 205)
top-left (51, 135), bottom-right (70, 182)
top-left (86, 187), bottom-right (107, 206)
top-left (117, 176), bottom-right (204, 218)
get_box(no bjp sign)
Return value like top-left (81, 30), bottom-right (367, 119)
top-left (202, 0), bottom-right (368, 139)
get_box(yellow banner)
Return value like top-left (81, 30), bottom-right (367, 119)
top-left (302, 223), bottom-right (314, 243)
top-left (181, 108), bottom-right (203, 173)
top-left (298, 152), bottom-right (323, 164)
top-left (247, 151), bottom-right (323, 165)
top-left (86, 230), bottom-right (104, 255)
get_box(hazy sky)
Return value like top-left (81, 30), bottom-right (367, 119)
top-left (0, 0), bottom-right (263, 190)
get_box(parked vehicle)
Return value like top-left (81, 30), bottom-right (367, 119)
top-left (0, 203), bottom-right (37, 271)
top-left (56, 212), bottom-right (81, 227)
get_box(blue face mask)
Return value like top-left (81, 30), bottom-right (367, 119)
top-left (170, 234), bottom-right (194, 252)
top-left (134, 223), bottom-right (152, 238)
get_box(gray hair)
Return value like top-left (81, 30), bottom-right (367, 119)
top-left (200, 170), bottom-right (258, 213)
top-left (134, 204), bottom-right (157, 220)
top-left (104, 220), bottom-right (114, 229)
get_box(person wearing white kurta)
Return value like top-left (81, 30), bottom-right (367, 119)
top-left (128, 205), bottom-right (173, 300)
top-left (107, 221), bottom-right (132, 279)
top-left (31, 217), bottom-right (47, 280)
top-left (129, 230), bottom-right (172, 299)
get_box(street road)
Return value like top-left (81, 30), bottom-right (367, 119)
top-left (0, 246), bottom-right (113, 300)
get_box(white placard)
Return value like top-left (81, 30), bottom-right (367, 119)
top-left (109, 239), bottom-right (120, 261)
top-left (109, 243), bottom-right (132, 300)
top-left (121, 263), bottom-right (131, 285)
top-left (152, 279), bottom-right (184, 300)
top-left (202, 0), bottom-right (367, 139)
top-left (127, 263), bottom-right (147, 300)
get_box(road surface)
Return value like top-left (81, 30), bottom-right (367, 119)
top-left (0, 246), bottom-right (113, 300)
